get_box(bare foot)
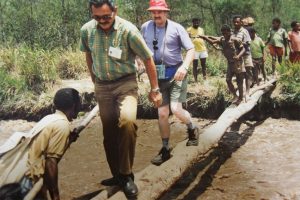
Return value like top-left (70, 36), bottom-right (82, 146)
top-left (233, 98), bottom-right (243, 105)
top-left (245, 94), bottom-right (251, 102)
top-left (231, 96), bottom-right (239, 103)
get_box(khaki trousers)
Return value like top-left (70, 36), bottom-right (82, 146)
top-left (95, 74), bottom-right (138, 176)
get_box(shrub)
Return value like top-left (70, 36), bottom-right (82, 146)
top-left (57, 50), bottom-right (87, 79)
top-left (206, 50), bottom-right (227, 77)
top-left (277, 62), bottom-right (300, 104)
top-left (0, 68), bottom-right (26, 102)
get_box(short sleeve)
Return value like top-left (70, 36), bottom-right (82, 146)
top-left (128, 29), bottom-right (153, 61)
top-left (177, 25), bottom-right (194, 50)
top-left (80, 28), bottom-right (90, 52)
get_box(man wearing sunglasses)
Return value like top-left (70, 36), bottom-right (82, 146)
top-left (141, 0), bottom-right (199, 166)
top-left (80, 0), bottom-right (162, 197)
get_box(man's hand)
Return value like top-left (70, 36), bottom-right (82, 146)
top-left (174, 66), bottom-right (187, 81)
top-left (69, 125), bottom-right (85, 143)
top-left (148, 91), bottom-right (162, 108)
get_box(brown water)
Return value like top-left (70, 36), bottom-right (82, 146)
top-left (160, 118), bottom-right (300, 200)
top-left (1, 117), bottom-right (300, 200)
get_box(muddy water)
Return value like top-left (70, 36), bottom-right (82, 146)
top-left (1, 117), bottom-right (300, 200)
top-left (0, 116), bottom-right (208, 199)
top-left (160, 118), bottom-right (300, 200)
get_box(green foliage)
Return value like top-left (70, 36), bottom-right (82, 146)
top-left (57, 50), bottom-right (87, 79)
top-left (1, 0), bottom-right (299, 48)
top-left (18, 46), bottom-right (58, 91)
top-left (0, 46), bottom-right (87, 105)
top-left (206, 50), bottom-right (227, 76)
top-left (0, 0), bottom-right (90, 49)
top-left (277, 62), bottom-right (300, 104)
top-left (0, 68), bottom-right (26, 102)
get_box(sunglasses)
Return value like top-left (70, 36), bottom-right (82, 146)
top-left (153, 39), bottom-right (158, 50)
top-left (93, 12), bottom-right (114, 21)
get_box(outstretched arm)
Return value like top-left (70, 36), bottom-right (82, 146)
top-left (199, 35), bottom-right (221, 50)
top-left (199, 35), bottom-right (220, 45)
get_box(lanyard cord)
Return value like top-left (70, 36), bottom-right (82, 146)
top-left (154, 20), bottom-right (168, 64)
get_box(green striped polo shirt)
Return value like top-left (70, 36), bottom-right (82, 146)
top-left (80, 16), bottom-right (152, 81)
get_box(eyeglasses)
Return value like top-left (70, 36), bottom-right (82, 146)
top-left (93, 12), bottom-right (114, 21)
top-left (153, 39), bottom-right (158, 50)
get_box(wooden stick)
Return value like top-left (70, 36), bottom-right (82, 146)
top-left (92, 80), bottom-right (276, 200)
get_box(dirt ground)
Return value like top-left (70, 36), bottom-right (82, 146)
top-left (160, 118), bottom-right (300, 200)
top-left (0, 115), bottom-right (210, 200)
top-left (2, 117), bottom-right (300, 200)
top-left (58, 116), bottom-right (210, 200)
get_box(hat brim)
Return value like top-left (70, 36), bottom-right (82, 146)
top-left (147, 6), bottom-right (170, 11)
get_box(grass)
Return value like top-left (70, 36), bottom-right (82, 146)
top-left (0, 45), bottom-right (87, 108)
top-left (57, 50), bottom-right (87, 79)
top-left (1, 44), bottom-right (299, 119)
top-left (206, 50), bottom-right (227, 76)
top-left (277, 61), bottom-right (300, 105)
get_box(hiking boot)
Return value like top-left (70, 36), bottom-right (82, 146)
top-left (186, 127), bottom-right (200, 146)
top-left (101, 173), bottom-right (134, 187)
top-left (151, 147), bottom-right (171, 166)
top-left (118, 174), bottom-right (138, 197)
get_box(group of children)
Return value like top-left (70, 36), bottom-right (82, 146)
top-left (199, 16), bottom-right (300, 105)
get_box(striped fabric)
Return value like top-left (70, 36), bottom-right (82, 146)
top-left (80, 16), bottom-right (152, 81)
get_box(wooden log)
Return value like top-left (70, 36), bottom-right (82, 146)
top-left (92, 79), bottom-right (276, 200)
top-left (24, 106), bottom-right (99, 200)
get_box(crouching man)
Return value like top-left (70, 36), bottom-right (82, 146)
top-left (0, 88), bottom-right (82, 200)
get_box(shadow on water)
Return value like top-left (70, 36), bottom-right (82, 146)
top-left (159, 119), bottom-right (266, 200)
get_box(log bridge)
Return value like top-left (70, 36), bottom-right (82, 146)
top-left (92, 79), bottom-right (277, 200)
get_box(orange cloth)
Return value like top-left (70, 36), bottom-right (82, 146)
top-left (268, 45), bottom-right (284, 57)
top-left (289, 52), bottom-right (300, 63)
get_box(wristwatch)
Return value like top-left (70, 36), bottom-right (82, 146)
top-left (183, 65), bottom-right (189, 70)
top-left (151, 88), bottom-right (160, 93)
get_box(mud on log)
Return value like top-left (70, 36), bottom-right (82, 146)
top-left (92, 79), bottom-right (276, 200)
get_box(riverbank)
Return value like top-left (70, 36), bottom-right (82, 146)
top-left (1, 76), bottom-right (299, 121)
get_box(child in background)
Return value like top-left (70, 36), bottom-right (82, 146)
top-left (249, 28), bottom-right (267, 84)
top-left (288, 21), bottom-right (300, 63)
top-left (265, 18), bottom-right (288, 76)
top-left (200, 25), bottom-right (245, 105)
top-left (187, 18), bottom-right (208, 81)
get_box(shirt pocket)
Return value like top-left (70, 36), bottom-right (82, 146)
top-left (110, 45), bottom-right (128, 62)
